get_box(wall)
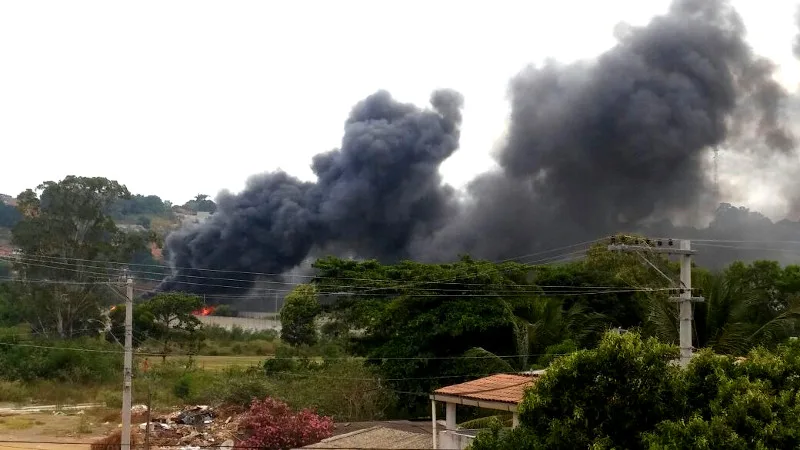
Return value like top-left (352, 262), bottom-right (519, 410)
top-left (438, 430), bottom-right (478, 450)
top-left (195, 315), bottom-right (281, 332)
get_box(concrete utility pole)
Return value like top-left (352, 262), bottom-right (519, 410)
top-left (121, 277), bottom-right (133, 450)
top-left (608, 237), bottom-right (704, 367)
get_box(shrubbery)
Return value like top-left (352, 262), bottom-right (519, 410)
top-left (0, 332), bottom-right (121, 383)
top-left (471, 332), bottom-right (800, 449)
top-left (235, 397), bottom-right (333, 450)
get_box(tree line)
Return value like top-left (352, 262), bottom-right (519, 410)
top-left (3, 175), bottom-right (800, 434)
top-left (279, 250), bottom-right (800, 415)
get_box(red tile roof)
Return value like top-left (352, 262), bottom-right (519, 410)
top-left (433, 374), bottom-right (537, 404)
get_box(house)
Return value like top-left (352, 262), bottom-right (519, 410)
top-left (298, 421), bottom-right (432, 449)
top-left (429, 373), bottom-right (541, 450)
top-left (181, 211), bottom-right (213, 227)
top-left (0, 194), bottom-right (15, 206)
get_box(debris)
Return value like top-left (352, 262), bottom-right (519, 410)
top-left (131, 405), bottom-right (149, 414)
top-left (179, 431), bottom-right (201, 443)
top-left (175, 405), bottom-right (214, 426)
top-left (139, 405), bottom-right (242, 448)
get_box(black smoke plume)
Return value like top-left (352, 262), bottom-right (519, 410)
top-left (414, 0), bottom-right (797, 264)
top-left (159, 0), bottom-right (800, 297)
top-left (159, 90), bottom-right (463, 294)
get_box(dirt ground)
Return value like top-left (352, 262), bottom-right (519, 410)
top-left (0, 410), bottom-right (119, 450)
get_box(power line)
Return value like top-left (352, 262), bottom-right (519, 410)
top-left (5, 255), bottom-right (676, 297)
top-left (0, 339), bottom-right (577, 361)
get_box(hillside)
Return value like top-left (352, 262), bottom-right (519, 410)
top-left (0, 191), bottom-right (216, 262)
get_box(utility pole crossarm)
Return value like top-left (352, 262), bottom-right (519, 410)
top-left (607, 244), bottom-right (696, 256)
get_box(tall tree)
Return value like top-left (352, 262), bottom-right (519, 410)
top-left (0, 203), bottom-right (21, 228)
top-left (313, 256), bottom-right (532, 414)
top-left (11, 176), bottom-right (155, 338)
top-left (280, 284), bottom-right (321, 347)
top-left (182, 194), bottom-right (217, 213)
top-left (139, 292), bottom-right (203, 361)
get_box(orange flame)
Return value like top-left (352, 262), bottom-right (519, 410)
top-left (193, 306), bottom-right (215, 316)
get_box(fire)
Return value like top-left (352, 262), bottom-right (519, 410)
top-left (194, 306), bottom-right (215, 316)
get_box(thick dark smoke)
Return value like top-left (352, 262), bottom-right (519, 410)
top-left (159, 0), bottom-right (800, 298)
top-left (415, 0), bottom-right (796, 263)
top-left (159, 90), bottom-right (463, 294)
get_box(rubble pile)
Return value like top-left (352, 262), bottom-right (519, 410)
top-left (134, 405), bottom-right (243, 450)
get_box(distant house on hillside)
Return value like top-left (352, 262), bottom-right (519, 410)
top-left (0, 194), bottom-right (15, 206)
top-left (181, 211), bottom-right (213, 227)
top-left (117, 224), bottom-right (147, 233)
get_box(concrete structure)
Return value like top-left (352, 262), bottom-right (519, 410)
top-left (429, 373), bottom-right (540, 450)
top-left (194, 315), bottom-right (281, 332)
top-left (300, 424), bottom-right (432, 449)
top-left (182, 211), bottom-right (213, 227)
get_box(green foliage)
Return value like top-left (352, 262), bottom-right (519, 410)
top-left (10, 176), bottom-right (156, 338)
top-left (0, 262), bottom-right (11, 279)
top-left (518, 332), bottom-right (683, 449)
top-left (644, 261), bottom-right (800, 356)
top-left (135, 215), bottom-right (152, 229)
top-left (0, 285), bottom-right (26, 327)
top-left (169, 370), bottom-right (217, 403)
top-left (209, 367), bottom-right (273, 407)
top-left (470, 422), bottom-right (542, 450)
top-left (313, 256), bottom-right (593, 414)
top-left (265, 357), bottom-right (396, 421)
top-left (212, 304), bottom-right (238, 317)
top-left (182, 194), bottom-right (217, 213)
top-left (479, 333), bottom-right (800, 450)
top-left (0, 332), bottom-right (122, 383)
top-left (0, 203), bottom-right (20, 228)
top-left (109, 194), bottom-right (170, 220)
top-left (280, 284), bottom-right (321, 347)
top-left (110, 293), bottom-right (203, 358)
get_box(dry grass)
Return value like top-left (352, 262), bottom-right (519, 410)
top-left (0, 416), bottom-right (37, 430)
top-left (153, 355), bottom-right (265, 370)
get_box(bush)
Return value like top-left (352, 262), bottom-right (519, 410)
top-left (209, 367), bottom-right (272, 408)
top-left (236, 397), bottom-right (333, 450)
top-left (476, 333), bottom-right (800, 449)
top-left (98, 389), bottom-right (122, 409)
top-left (212, 305), bottom-right (238, 317)
top-left (170, 371), bottom-right (216, 403)
top-left (268, 359), bottom-right (395, 421)
top-left (0, 381), bottom-right (29, 403)
top-left (0, 336), bottom-right (122, 383)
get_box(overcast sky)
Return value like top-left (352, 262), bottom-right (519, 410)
top-left (0, 0), bottom-right (798, 205)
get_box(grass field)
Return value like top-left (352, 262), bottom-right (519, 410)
top-left (150, 355), bottom-right (266, 370)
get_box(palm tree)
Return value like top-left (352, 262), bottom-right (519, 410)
top-left (511, 298), bottom-right (609, 368)
top-left (643, 271), bottom-right (800, 356)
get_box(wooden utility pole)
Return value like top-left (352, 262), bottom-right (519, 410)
top-left (608, 237), bottom-right (704, 367)
top-left (121, 277), bottom-right (133, 450)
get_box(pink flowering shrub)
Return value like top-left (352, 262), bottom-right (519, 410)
top-left (235, 397), bottom-right (334, 450)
